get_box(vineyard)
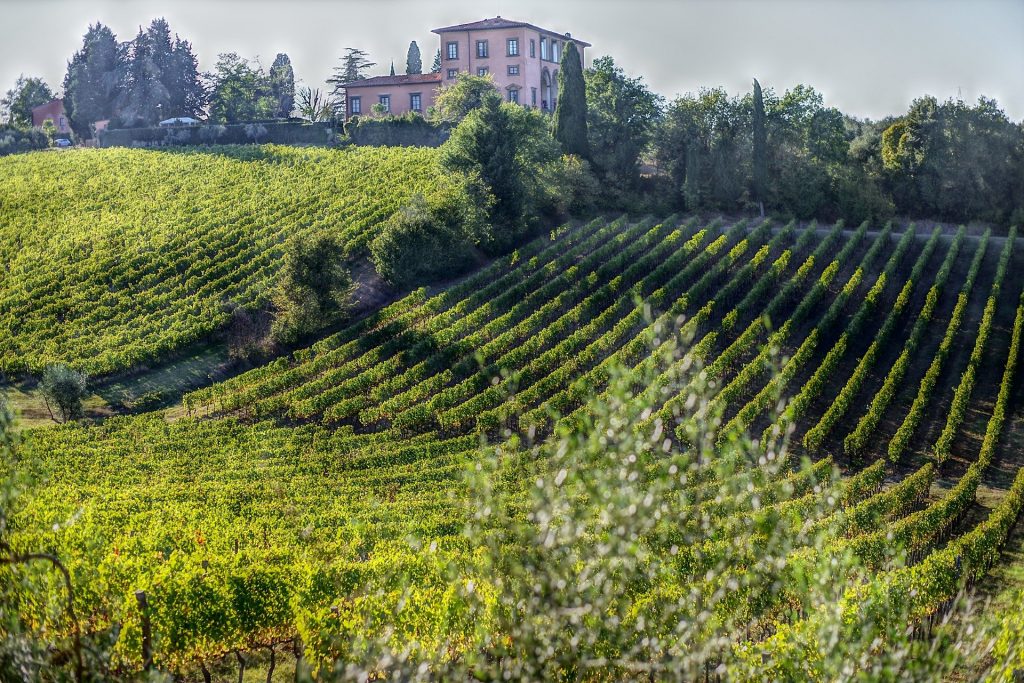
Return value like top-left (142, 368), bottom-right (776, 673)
top-left (0, 146), bottom-right (442, 375)
top-left (6, 212), bottom-right (1024, 678)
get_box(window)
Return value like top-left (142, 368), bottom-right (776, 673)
top-left (552, 41), bottom-right (560, 63)
top-left (476, 40), bottom-right (488, 58)
top-left (507, 64), bottom-right (519, 76)
top-left (350, 96), bottom-right (361, 114)
top-left (59, 116), bottom-right (66, 128)
top-left (540, 37), bottom-right (547, 60)
top-left (507, 38), bottom-right (519, 56)
top-left (477, 67), bottom-right (488, 77)
top-left (446, 41), bottom-right (458, 60)
top-left (378, 95), bottom-right (390, 112)
top-left (410, 93), bottom-right (422, 112)
top-left (531, 87), bottom-right (537, 106)
top-left (447, 68), bottom-right (458, 79)
top-left (508, 88), bottom-right (519, 104)
top-left (530, 39), bottom-right (536, 57)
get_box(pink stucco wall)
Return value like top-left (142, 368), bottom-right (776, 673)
top-left (346, 81), bottom-right (439, 118)
top-left (32, 99), bottom-right (71, 133)
top-left (436, 26), bottom-right (585, 110)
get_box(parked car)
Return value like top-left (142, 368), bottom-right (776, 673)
top-left (54, 138), bottom-right (72, 148)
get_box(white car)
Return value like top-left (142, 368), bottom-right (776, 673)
top-left (55, 138), bottom-right (72, 148)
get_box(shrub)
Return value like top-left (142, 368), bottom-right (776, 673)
top-left (271, 235), bottom-right (354, 345)
top-left (0, 125), bottom-right (48, 156)
top-left (370, 182), bottom-right (484, 289)
top-left (535, 154), bottom-right (600, 220)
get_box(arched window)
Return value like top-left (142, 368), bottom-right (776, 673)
top-left (541, 69), bottom-right (552, 111)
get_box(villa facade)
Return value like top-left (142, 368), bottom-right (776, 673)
top-left (343, 16), bottom-right (589, 119)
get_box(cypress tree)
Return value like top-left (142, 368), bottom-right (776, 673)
top-left (390, 61), bottom-right (395, 77)
top-left (752, 78), bottom-right (767, 216)
top-left (553, 41), bottom-right (589, 159)
top-left (406, 41), bottom-right (422, 74)
top-left (270, 53), bottom-right (295, 118)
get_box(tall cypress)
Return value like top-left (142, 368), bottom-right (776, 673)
top-left (270, 53), bottom-right (295, 118)
top-left (553, 41), bottom-right (589, 159)
top-left (752, 78), bottom-right (767, 216)
top-left (406, 41), bottom-right (422, 75)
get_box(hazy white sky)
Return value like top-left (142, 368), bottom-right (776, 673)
top-left (2, 0), bottom-right (1022, 121)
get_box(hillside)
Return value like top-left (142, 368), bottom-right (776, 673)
top-left (0, 145), bottom-right (441, 376)
top-left (10, 214), bottom-right (1024, 675)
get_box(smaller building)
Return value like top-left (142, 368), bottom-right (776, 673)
top-left (342, 73), bottom-right (443, 119)
top-left (31, 99), bottom-right (71, 134)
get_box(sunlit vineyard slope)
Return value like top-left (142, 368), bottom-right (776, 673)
top-left (11, 215), bottom-right (1024, 676)
top-left (0, 145), bottom-right (441, 375)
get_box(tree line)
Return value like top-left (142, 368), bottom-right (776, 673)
top-left (3, 18), bottom-right (1022, 225)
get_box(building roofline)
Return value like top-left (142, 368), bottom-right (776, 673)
top-left (431, 17), bottom-right (591, 47)
top-left (340, 73), bottom-right (443, 89)
top-left (31, 98), bottom-right (63, 112)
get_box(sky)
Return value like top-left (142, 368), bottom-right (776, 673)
top-left (1, 0), bottom-right (1023, 122)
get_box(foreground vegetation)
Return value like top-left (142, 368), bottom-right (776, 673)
top-left (5, 215), bottom-right (1024, 679)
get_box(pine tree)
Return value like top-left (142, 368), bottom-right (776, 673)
top-left (431, 49), bottom-right (442, 73)
top-left (117, 27), bottom-right (170, 126)
top-left (406, 41), bottom-right (422, 75)
top-left (327, 48), bottom-right (375, 112)
top-left (752, 78), bottom-right (767, 217)
top-left (553, 41), bottom-right (589, 159)
top-left (390, 61), bottom-right (396, 77)
top-left (270, 53), bottom-right (295, 118)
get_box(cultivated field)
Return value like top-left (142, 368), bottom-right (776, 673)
top-left (0, 146), bottom-right (440, 375)
top-left (9, 208), bottom-right (1024, 676)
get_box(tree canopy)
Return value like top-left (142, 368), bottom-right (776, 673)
top-left (585, 56), bottom-right (662, 189)
top-left (0, 75), bottom-right (54, 127)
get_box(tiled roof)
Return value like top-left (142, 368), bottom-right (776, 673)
top-left (341, 73), bottom-right (443, 88)
top-left (431, 16), bottom-right (591, 47)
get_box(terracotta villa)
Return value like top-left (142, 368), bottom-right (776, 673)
top-left (342, 16), bottom-right (590, 119)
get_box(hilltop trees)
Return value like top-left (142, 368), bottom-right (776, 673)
top-left (116, 27), bottom-right (168, 126)
top-left (269, 53), bottom-right (296, 118)
top-left (0, 76), bottom-right (54, 127)
top-left (553, 41), bottom-right (589, 159)
top-left (880, 95), bottom-right (1023, 223)
top-left (752, 78), bottom-right (767, 216)
top-left (584, 56), bottom-right (661, 190)
top-left (327, 48), bottom-right (376, 113)
top-left (63, 19), bottom-right (204, 132)
top-left (206, 53), bottom-right (275, 123)
top-left (656, 87), bottom-right (747, 211)
top-left (406, 41), bottom-right (422, 75)
top-left (63, 23), bottom-right (121, 136)
top-left (440, 90), bottom-right (557, 251)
